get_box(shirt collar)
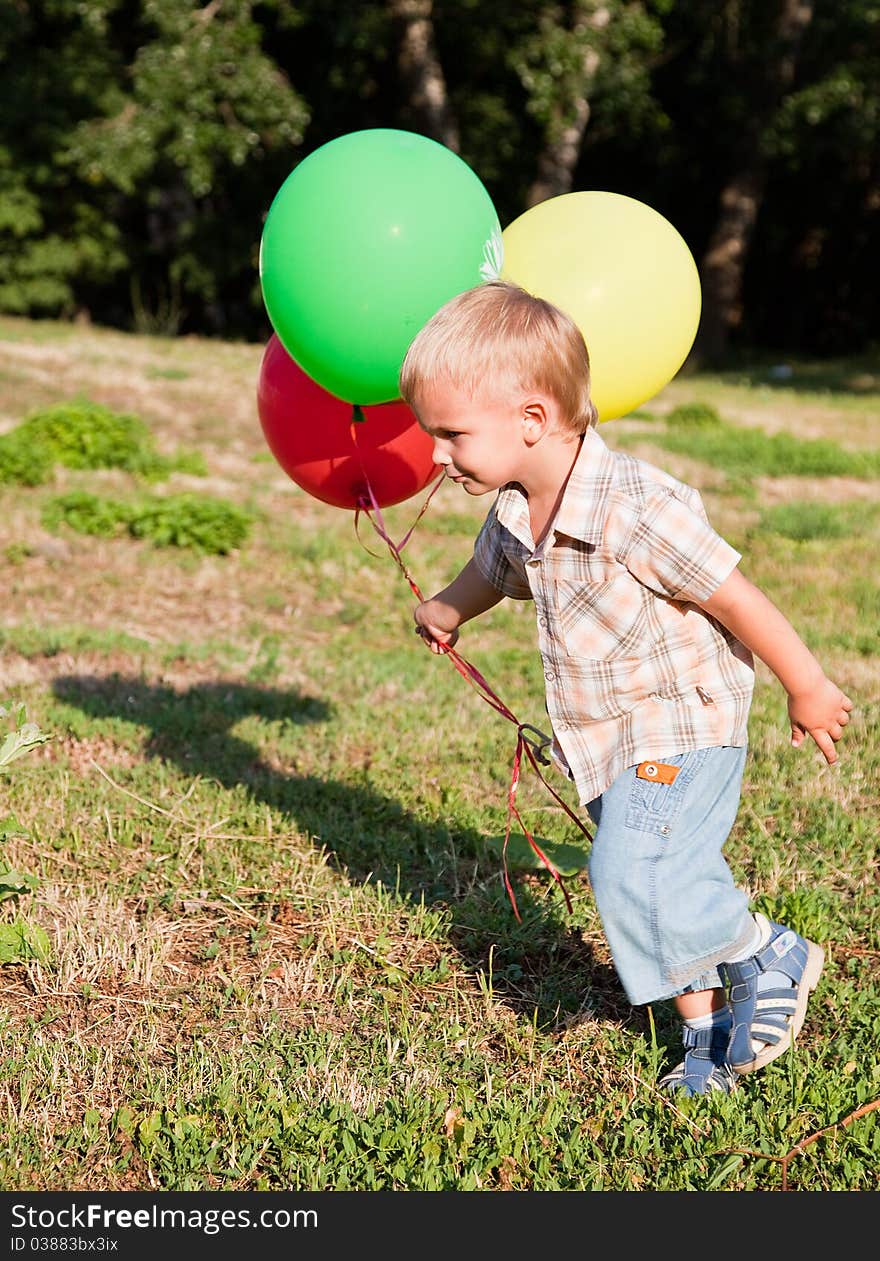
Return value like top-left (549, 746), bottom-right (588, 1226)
top-left (493, 427), bottom-right (617, 547)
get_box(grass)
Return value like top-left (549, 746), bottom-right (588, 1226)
top-left (616, 403), bottom-right (880, 480)
top-left (0, 321), bottom-right (878, 1192)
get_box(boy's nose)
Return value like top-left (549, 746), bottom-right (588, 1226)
top-left (431, 442), bottom-right (452, 466)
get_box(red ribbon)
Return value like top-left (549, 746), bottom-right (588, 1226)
top-left (349, 418), bottom-right (592, 920)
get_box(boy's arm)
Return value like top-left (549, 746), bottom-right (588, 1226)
top-left (697, 567), bottom-right (853, 764)
top-left (414, 558), bottom-right (504, 654)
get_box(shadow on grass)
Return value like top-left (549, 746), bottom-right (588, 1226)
top-left (51, 672), bottom-right (639, 1037)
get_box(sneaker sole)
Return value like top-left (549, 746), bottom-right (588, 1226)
top-left (733, 940), bottom-right (825, 1075)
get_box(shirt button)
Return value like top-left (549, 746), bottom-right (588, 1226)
top-left (538, 616), bottom-right (548, 628)
top-left (544, 670), bottom-right (555, 682)
top-left (527, 558), bottom-right (541, 568)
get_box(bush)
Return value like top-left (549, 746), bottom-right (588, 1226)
top-left (41, 491), bottom-right (130, 537)
top-left (0, 400), bottom-right (207, 484)
top-left (128, 493), bottom-right (251, 554)
top-left (0, 428), bottom-right (54, 485)
top-left (43, 490), bottom-right (252, 555)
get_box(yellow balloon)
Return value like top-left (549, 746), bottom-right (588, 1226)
top-left (500, 191), bottom-right (701, 421)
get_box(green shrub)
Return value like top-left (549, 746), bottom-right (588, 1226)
top-left (41, 491), bottom-right (130, 537)
top-left (19, 401), bottom-right (154, 469)
top-left (0, 427), bottom-right (54, 485)
top-left (1, 400), bottom-right (207, 483)
top-left (128, 493), bottom-right (251, 554)
top-left (43, 489), bottom-right (251, 554)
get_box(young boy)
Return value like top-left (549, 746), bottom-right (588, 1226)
top-left (399, 281), bottom-right (853, 1097)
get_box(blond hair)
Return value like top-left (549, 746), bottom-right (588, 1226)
top-left (399, 281), bottom-right (599, 432)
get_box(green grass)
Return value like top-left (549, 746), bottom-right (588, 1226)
top-left (617, 407), bottom-right (880, 480)
top-left (0, 328), bottom-right (877, 1191)
top-left (753, 501), bottom-right (878, 542)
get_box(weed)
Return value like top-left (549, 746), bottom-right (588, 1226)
top-left (0, 703), bottom-right (51, 964)
top-left (42, 491), bottom-right (252, 554)
top-left (41, 491), bottom-right (130, 538)
top-left (3, 541), bottom-right (34, 564)
top-left (0, 400), bottom-right (206, 484)
top-left (127, 494), bottom-right (251, 554)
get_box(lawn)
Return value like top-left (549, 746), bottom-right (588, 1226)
top-left (1, 315), bottom-right (878, 1191)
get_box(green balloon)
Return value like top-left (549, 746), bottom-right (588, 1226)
top-left (259, 129), bottom-right (502, 405)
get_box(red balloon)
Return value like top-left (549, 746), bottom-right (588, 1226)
top-left (257, 334), bottom-right (440, 510)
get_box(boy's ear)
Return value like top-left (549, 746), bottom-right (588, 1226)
top-left (521, 398), bottom-right (552, 444)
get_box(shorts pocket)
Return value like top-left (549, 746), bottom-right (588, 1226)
top-left (624, 748), bottom-right (710, 832)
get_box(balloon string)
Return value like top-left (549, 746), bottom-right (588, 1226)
top-left (348, 423), bottom-right (591, 920)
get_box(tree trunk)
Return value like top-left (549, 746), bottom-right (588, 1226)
top-left (527, 92), bottom-right (594, 206)
top-left (694, 0), bottom-right (814, 365)
top-left (526, 4), bottom-right (603, 207)
top-left (389, 0), bottom-right (460, 151)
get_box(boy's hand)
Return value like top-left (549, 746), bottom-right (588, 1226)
top-left (788, 677), bottom-right (853, 765)
top-left (414, 601), bottom-right (460, 654)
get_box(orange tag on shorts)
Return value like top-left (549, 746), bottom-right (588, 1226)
top-left (636, 761), bottom-right (680, 785)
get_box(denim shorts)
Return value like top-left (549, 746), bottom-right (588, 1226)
top-left (585, 745), bottom-right (755, 1006)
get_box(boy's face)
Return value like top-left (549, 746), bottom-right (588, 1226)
top-left (413, 382), bottom-right (526, 496)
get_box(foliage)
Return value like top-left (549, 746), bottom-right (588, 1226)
top-left (0, 702), bottom-right (51, 771)
top-left (0, 704), bottom-right (51, 965)
top-left (0, 0), bottom-right (307, 333)
top-left (0, 919), bottom-right (51, 965)
top-left (40, 490), bottom-right (130, 538)
top-left (511, 0), bottom-right (665, 143)
top-left (43, 489), bottom-right (252, 554)
top-left (0, 3), bottom-right (877, 349)
top-left (0, 429), bottom-right (54, 486)
top-left (0, 0), bottom-right (128, 316)
top-left (0, 401), bottom-right (206, 484)
top-left (127, 492), bottom-right (252, 553)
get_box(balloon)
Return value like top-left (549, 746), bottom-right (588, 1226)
top-left (257, 335), bottom-right (440, 510)
top-left (500, 191), bottom-right (701, 422)
top-left (259, 128), bottom-right (502, 405)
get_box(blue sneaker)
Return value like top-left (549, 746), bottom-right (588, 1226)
top-left (720, 913), bottom-right (824, 1075)
top-left (658, 1023), bottom-right (738, 1096)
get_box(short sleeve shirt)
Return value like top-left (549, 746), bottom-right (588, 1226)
top-left (472, 427), bottom-right (755, 805)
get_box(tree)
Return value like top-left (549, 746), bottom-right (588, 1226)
top-left (389, 0), bottom-right (459, 149)
top-left (746, 0), bottom-right (880, 353)
top-left (512, 0), bottom-right (665, 207)
top-left (0, 0), bottom-right (127, 316)
top-left (62, 0), bottom-right (308, 334)
top-left (690, 0), bottom-right (815, 364)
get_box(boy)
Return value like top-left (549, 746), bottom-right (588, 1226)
top-left (399, 281), bottom-right (853, 1097)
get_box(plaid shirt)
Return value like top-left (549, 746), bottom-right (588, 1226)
top-left (472, 427), bottom-right (755, 804)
